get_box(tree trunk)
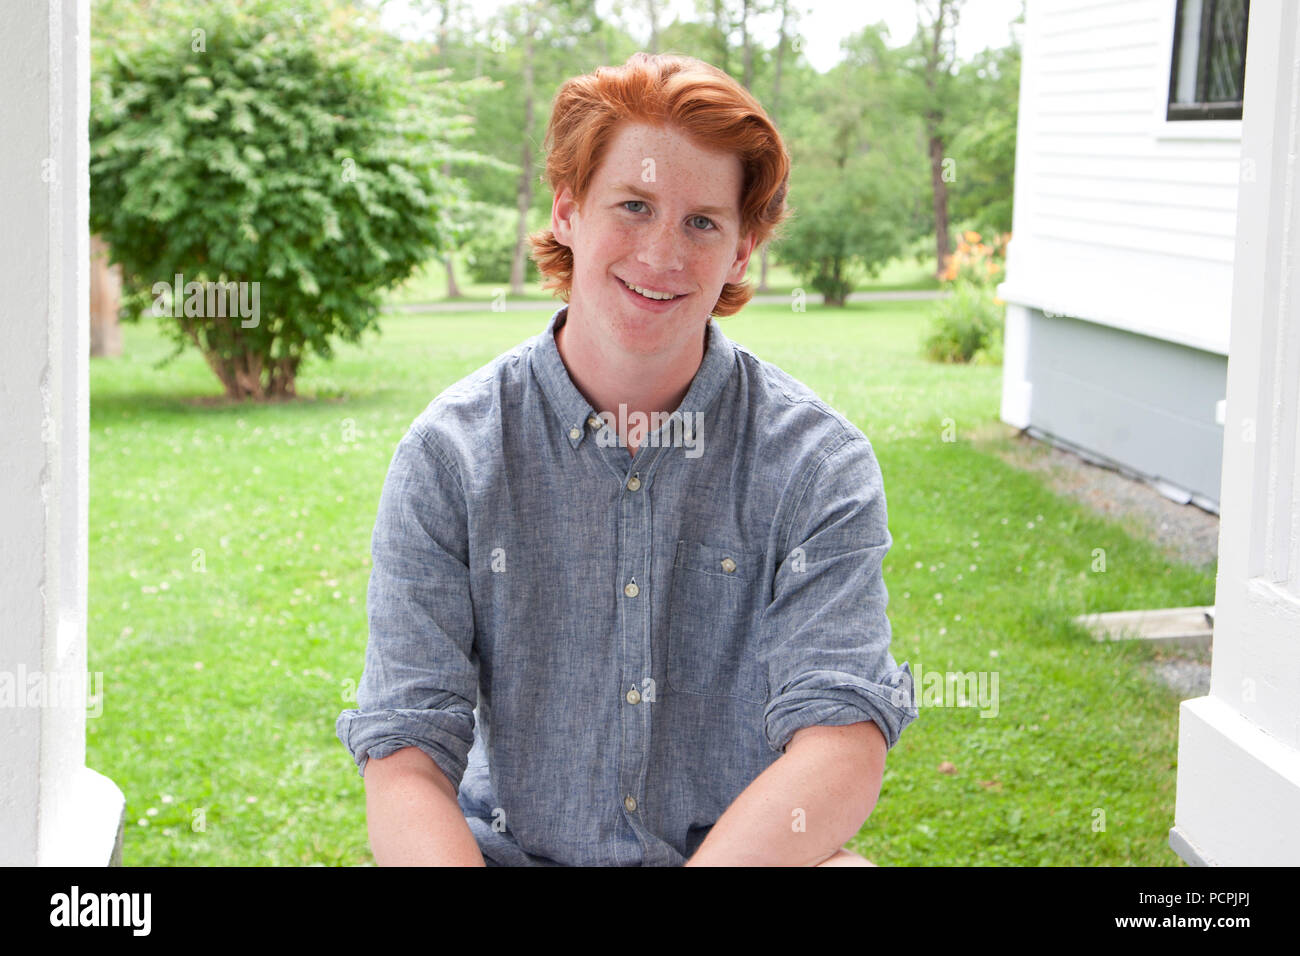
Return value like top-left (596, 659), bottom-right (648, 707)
top-left (644, 0), bottom-right (659, 52)
top-left (443, 155), bottom-right (462, 299)
top-left (445, 255), bottom-right (462, 298)
top-left (712, 0), bottom-right (729, 74)
top-left (824, 257), bottom-right (848, 306)
top-left (928, 128), bottom-right (951, 278)
top-left (761, 0), bottom-right (792, 293)
top-left (182, 317), bottom-right (301, 401)
top-left (89, 235), bottom-right (122, 357)
top-left (741, 0), bottom-right (753, 89)
top-left (918, 0), bottom-right (959, 280)
top-left (510, 7), bottom-right (536, 298)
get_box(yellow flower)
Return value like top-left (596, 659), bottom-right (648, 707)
top-left (963, 230), bottom-right (981, 243)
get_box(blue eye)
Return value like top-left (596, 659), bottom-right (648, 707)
top-left (622, 201), bottom-right (716, 232)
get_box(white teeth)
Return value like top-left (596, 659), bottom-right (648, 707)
top-left (624, 280), bottom-right (678, 300)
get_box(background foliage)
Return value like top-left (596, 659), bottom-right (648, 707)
top-left (90, 0), bottom-right (493, 397)
top-left (924, 230), bottom-right (1009, 364)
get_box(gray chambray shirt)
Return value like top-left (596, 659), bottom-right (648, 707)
top-left (336, 304), bottom-right (918, 866)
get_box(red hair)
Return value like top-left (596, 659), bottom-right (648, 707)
top-left (528, 52), bottom-right (791, 317)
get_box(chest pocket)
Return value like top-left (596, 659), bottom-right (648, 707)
top-left (665, 539), bottom-right (769, 704)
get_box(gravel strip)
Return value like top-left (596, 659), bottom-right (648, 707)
top-left (974, 423), bottom-right (1221, 572)
top-left (973, 422), bottom-right (1218, 698)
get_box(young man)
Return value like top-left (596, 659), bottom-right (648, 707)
top-left (336, 53), bottom-right (917, 867)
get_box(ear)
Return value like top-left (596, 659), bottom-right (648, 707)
top-left (552, 184), bottom-right (579, 248)
top-left (726, 230), bottom-right (758, 284)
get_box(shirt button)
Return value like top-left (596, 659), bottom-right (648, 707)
top-left (623, 581), bottom-right (639, 598)
top-left (626, 475), bottom-right (641, 491)
top-left (569, 426), bottom-right (581, 440)
top-left (587, 415), bottom-right (602, 430)
top-left (626, 687), bottom-right (641, 705)
top-left (720, 557), bottom-right (737, 573)
top-left (624, 795), bottom-right (638, 812)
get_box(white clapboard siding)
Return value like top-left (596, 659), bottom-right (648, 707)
top-left (999, 0), bottom-right (1241, 355)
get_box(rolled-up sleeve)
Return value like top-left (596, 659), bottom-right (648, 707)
top-left (335, 421), bottom-right (478, 790)
top-left (761, 433), bottom-right (918, 755)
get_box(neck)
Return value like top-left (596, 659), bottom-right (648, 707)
top-left (554, 307), bottom-right (707, 450)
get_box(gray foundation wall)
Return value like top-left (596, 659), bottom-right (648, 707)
top-left (1025, 309), bottom-right (1227, 512)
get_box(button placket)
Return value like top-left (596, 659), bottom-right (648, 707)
top-left (617, 451), bottom-right (653, 844)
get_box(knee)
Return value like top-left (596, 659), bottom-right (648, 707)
top-left (813, 847), bottom-right (878, 867)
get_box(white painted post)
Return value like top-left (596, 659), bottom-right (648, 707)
top-left (996, 0), bottom-right (1038, 432)
top-left (1170, 0), bottom-right (1300, 866)
top-left (999, 302), bottom-right (1033, 429)
top-left (0, 1), bottom-right (126, 866)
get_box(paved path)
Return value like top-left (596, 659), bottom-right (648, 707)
top-left (383, 289), bottom-right (948, 313)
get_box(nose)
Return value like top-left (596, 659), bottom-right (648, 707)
top-left (636, 218), bottom-right (685, 275)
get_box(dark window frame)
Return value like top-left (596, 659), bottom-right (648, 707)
top-left (1167, 0), bottom-right (1249, 121)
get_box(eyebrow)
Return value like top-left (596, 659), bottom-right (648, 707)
top-left (611, 182), bottom-right (736, 221)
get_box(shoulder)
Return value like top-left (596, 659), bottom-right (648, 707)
top-left (402, 333), bottom-right (539, 480)
top-left (725, 335), bottom-right (876, 470)
top-left (721, 341), bottom-right (888, 547)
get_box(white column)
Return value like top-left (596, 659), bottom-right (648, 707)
top-left (996, 0), bottom-right (1039, 432)
top-left (999, 299), bottom-right (1033, 429)
top-left (1170, 0), bottom-right (1300, 866)
top-left (0, 0), bottom-right (125, 866)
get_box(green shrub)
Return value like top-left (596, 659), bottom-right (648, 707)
top-left (923, 229), bottom-right (1007, 364)
top-left (462, 204), bottom-right (541, 285)
top-left (924, 281), bottom-right (1004, 363)
top-left (971, 311), bottom-right (1005, 366)
top-left (89, 0), bottom-right (479, 399)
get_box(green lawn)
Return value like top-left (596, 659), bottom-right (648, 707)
top-left (88, 300), bottom-right (1212, 865)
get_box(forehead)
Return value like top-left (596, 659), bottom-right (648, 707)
top-left (591, 121), bottom-right (744, 210)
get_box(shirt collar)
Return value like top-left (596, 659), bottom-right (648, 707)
top-left (531, 304), bottom-right (736, 450)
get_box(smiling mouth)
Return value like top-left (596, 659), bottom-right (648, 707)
top-left (618, 277), bottom-right (685, 301)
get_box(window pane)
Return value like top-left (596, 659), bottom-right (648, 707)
top-left (1206, 0), bottom-right (1248, 102)
top-left (1172, 0), bottom-right (1204, 104)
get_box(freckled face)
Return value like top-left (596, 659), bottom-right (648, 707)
top-left (551, 121), bottom-right (757, 358)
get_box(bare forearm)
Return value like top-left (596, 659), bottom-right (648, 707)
top-left (685, 722), bottom-right (886, 867)
top-left (363, 746), bottom-right (486, 866)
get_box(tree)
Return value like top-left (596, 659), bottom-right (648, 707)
top-left (776, 164), bottom-right (905, 305)
top-left (898, 0), bottom-right (966, 279)
top-left (946, 38), bottom-right (1021, 236)
top-left (758, 0), bottom-right (799, 291)
top-left (467, 0), bottom-right (608, 299)
top-left (90, 0), bottom-right (479, 399)
top-left (420, 0), bottom-right (471, 298)
top-left (772, 26), bottom-right (914, 305)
